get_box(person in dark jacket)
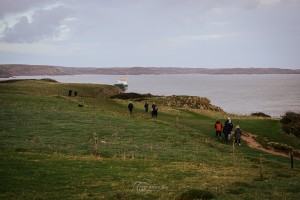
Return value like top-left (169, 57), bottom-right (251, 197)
top-left (151, 102), bottom-right (157, 117)
top-left (215, 120), bottom-right (223, 141)
top-left (144, 102), bottom-right (149, 113)
top-left (128, 101), bottom-right (134, 115)
top-left (153, 106), bottom-right (158, 118)
top-left (223, 117), bottom-right (233, 142)
top-left (234, 125), bottom-right (242, 146)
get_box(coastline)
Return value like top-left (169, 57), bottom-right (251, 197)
top-left (1, 74), bottom-right (300, 117)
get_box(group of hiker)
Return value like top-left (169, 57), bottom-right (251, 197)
top-left (68, 89), bottom-right (77, 97)
top-left (128, 101), bottom-right (242, 145)
top-left (215, 117), bottom-right (242, 146)
top-left (127, 101), bottom-right (158, 117)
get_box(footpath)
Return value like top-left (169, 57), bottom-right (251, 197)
top-left (242, 131), bottom-right (300, 160)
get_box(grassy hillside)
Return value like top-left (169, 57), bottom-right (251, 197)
top-left (0, 80), bottom-right (299, 199)
top-left (0, 79), bottom-right (121, 98)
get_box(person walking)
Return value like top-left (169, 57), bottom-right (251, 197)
top-left (215, 120), bottom-right (223, 141)
top-left (128, 101), bottom-right (134, 115)
top-left (234, 125), bottom-right (242, 146)
top-left (151, 102), bottom-right (157, 117)
top-left (144, 102), bottom-right (149, 113)
top-left (153, 105), bottom-right (158, 117)
top-left (223, 117), bottom-right (233, 142)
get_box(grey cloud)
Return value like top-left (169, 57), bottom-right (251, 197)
top-left (2, 16), bottom-right (33, 43)
top-left (0, 0), bottom-right (58, 18)
top-left (1, 5), bottom-right (71, 43)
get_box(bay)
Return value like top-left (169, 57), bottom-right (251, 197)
top-left (4, 74), bottom-right (300, 117)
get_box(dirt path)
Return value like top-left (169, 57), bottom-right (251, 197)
top-left (241, 131), bottom-right (300, 160)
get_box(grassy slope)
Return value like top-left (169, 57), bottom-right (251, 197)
top-left (0, 80), bottom-right (299, 199)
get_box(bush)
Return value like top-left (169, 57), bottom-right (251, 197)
top-left (160, 96), bottom-right (223, 111)
top-left (176, 189), bottom-right (215, 200)
top-left (280, 112), bottom-right (300, 137)
top-left (251, 112), bottom-right (271, 118)
top-left (280, 112), bottom-right (300, 124)
top-left (41, 78), bottom-right (57, 82)
top-left (110, 92), bottom-right (153, 100)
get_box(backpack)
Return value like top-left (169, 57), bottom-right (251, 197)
top-left (216, 123), bottom-right (222, 131)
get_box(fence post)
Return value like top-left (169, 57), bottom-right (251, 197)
top-left (290, 151), bottom-right (294, 169)
top-left (260, 154), bottom-right (263, 180)
top-left (93, 133), bottom-right (99, 156)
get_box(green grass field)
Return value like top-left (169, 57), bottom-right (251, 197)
top-left (0, 80), bottom-right (299, 199)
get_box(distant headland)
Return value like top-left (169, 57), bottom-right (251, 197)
top-left (0, 64), bottom-right (299, 78)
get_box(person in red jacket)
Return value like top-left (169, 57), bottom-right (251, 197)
top-left (215, 120), bottom-right (223, 141)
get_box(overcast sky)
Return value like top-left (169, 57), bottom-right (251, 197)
top-left (0, 0), bottom-right (299, 68)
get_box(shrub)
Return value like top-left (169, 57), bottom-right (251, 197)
top-left (280, 112), bottom-right (300, 137)
top-left (280, 112), bottom-right (300, 124)
top-left (251, 112), bottom-right (271, 118)
top-left (160, 96), bottom-right (223, 111)
top-left (110, 92), bottom-right (153, 100)
top-left (41, 78), bottom-right (57, 82)
top-left (176, 189), bottom-right (215, 200)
